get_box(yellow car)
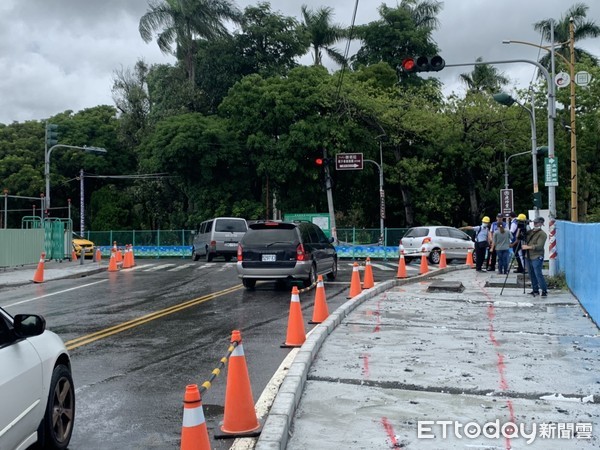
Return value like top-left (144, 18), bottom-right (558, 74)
top-left (72, 233), bottom-right (94, 258)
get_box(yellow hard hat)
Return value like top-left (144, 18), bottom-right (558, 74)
top-left (482, 216), bottom-right (490, 223)
top-left (517, 213), bottom-right (527, 221)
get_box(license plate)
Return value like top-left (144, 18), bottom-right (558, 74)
top-left (224, 242), bottom-right (237, 247)
top-left (261, 254), bottom-right (276, 262)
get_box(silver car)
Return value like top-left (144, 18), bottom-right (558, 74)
top-left (0, 307), bottom-right (75, 450)
top-left (400, 226), bottom-right (474, 264)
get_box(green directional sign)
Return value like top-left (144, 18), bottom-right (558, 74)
top-left (545, 157), bottom-right (558, 187)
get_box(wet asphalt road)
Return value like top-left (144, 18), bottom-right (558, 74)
top-left (0, 257), bottom-right (410, 449)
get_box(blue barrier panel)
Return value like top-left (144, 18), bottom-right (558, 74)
top-left (556, 221), bottom-right (599, 325)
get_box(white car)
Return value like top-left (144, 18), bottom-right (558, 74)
top-left (0, 307), bottom-right (75, 450)
top-left (400, 225), bottom-right (475, 264)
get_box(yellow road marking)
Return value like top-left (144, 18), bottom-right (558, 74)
top-left (65, 284), bottom-right (243, 350)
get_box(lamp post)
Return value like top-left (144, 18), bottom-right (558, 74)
top-left (375, 134), bottom-right (387, 244)
top-left (447, 58), bottom-right (556, 275)
top-left (44, 144), bottom-right (107, 214)
top-left (493, 90), bottom-right (540, 218)
top-left (504, 17), bottom-right (577, 221)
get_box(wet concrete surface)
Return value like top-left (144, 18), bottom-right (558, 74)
top-left (257, 268), bottom-right (600, 450)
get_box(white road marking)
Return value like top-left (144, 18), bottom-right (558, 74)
top-left (3, 280), bottom-right (108, 308)
top-left (168, 263), bottom-right (196, 272)
top-left (143, 264), bottom-right (176, 272)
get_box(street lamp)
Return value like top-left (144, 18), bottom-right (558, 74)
top-left (503, 17), bottom-right (578, 221)
top-left (44, 144), bottom-right (107, 214)
top-left (493, 90), bottom-right (541, 218)
top-left (374, 134), bottom-right (387, 245)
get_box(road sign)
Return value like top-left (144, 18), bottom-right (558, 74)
top-left (500, 189), bottom-right (513, 215)
top-left (335, 153), bottom-right (363, 170)
top-left (545, 157), bottom-right (558, 187)
top-left (555, 72), bottom-right (570, 88)
top-left (575, 71), bottom-right (592, 87)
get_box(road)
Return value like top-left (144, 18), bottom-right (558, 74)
top-left (1, 258), bottom-right (415, 449)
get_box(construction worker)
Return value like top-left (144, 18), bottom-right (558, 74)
top-left (460, 216), bottom-right (491, 272)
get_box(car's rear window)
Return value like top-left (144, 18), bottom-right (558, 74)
top-left (215, 219), bottom-right (247, 232)
top-left (244, 225), bottom-right (297, 245)
top-left (404, 228), bottom-right (429, 238)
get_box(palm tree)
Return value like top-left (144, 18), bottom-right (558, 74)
top-left (299, 5), bottom-right (347, 67)
top-left (459, 57), bottom-right (510, 93)
top-left (139, 0), bottom-right (241, 83)
top-left (533, 2), bottom-right (600, 70)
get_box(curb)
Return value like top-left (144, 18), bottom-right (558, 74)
top-left (254, 265), bottom-right (466, 449)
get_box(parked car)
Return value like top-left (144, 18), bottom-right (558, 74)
top-left (0, 307), bottom-right (75, 450)
top-left (192, 217), bottom-right (248, 262)
top-left (72, 233), bottom-right (94, 258)
top-left (236, 220), bottom-right (338, 289)
top-left (400, 226), bottom-right (474, 264)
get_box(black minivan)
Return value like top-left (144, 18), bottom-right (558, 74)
top-left (236, 221), bottom-right (337, 289)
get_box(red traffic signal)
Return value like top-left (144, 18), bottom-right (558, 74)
top-left (400, 55), bottom-right (445, 73)
top-left (315, 158), bottom-right (324, 166)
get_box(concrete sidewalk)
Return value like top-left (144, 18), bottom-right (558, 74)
top-left (256, 267), bottom-right (600, 449)
top-left (0, 259), bottom-right (105, 288)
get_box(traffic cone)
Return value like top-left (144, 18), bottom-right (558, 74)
top-left (71, 249), bottom-right (78, 261)
top-left (130, 245), bottom-right (136, 266)
top-left (439, 248), bottom-right (447, 269)
top-left (108, 250), bottom-right (119, 272)
top-left (419, 249), bottom-right (429, 275)
top-left (281, 286), bottom-right (306, 347)
top-left (347, 262), bottom-right (362, 298)
top-left (466, 248), bottom-right (474, 268)
top-left (396, 251), bottom-right (407, 279)
top-left (217, 330), bottom-right (262, 438)
top-left (116, 246), bottom-right (123, 263)
top-left (95, 248), bottom-right (102, 262)
top-left (122, 245), bottom-right (131, 269)
top-left (32, 252), bottom-right (45, 283)
top-left (363, 257), bottom-right (375, 289)
top-left (309, 275), bottom-right (329, 324)
top-left (180, 384), bottom-right (210, 450)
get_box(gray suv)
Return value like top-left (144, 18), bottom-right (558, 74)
top-left (236, 221), bottom-right (337, 289)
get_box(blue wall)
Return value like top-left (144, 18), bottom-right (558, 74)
top-left (556, 220), bottom-right (600, 325)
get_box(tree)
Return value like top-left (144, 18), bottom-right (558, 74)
top-left (459, 57), bottom-right (510, 93)
top-left (533, 2), bottom-right (600, 70)
top-left (352, 0), bottom-right (442, 70)
top-left (299, 4), bottom-right (347, 67)
top-left (139, 0), bottom-right (242, 83)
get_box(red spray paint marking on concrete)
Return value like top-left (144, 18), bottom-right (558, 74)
top-left (380, 417), bottom-right (399, 448)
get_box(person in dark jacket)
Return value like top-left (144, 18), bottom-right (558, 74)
top-left (521, 217), bottom-right (548, 297)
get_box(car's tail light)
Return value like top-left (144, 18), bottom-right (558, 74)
top-left (296, 243), bottom-right (307, 261)
top-left (422, 237), bottom-right (432, 244)
top-left (237, 244), bottom-right (243, 261)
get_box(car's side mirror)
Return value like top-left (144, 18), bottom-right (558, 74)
top-left (13, 314), bottom-right (46, 338)
top-left (328, 237), bottom-right (335, 244)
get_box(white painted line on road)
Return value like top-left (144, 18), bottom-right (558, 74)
top-left (3, 280), bottom-right (108, 308)
top-left (168, 263), bottom-right (196, 272)
top-left (126, 264), bottom-right (153, 271)
top-left (143, 264), bottom-right (176, 272)
top-left (370, 263), bottom-right (394, 271)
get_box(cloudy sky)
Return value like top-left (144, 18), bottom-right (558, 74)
top-left (1, 0), bottom-right (599, 124)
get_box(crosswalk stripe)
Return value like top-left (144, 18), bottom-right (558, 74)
top-left (144, 264), bottom-right (176, 271)
top-left (169, 263), bottom-right (196, 272)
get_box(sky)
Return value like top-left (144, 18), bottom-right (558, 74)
top-left (1, 0), bottom-right (599, 125)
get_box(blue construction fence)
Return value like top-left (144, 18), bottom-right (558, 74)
top-left (555, 220), bottom-right (600, 326)
top-left (86, 228), bottom-right (409, 260)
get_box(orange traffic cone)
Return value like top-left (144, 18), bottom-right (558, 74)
top-left (108, 250), bottom-right (119, 272)
top-left (32, 252), bottom-right (45, 283)
top-left (95, 248), bottom-right (102, 262)
top-left (71, 249), bottom-right (78, 261)
top-left (347, 262), bottom-right (362, 298)
top-left (363, 257), bottom-right (375, 289)
top-left (309, 275), bottom-right (329, 324)
top-left (466, 248), bottom-right (474, 268)
top-left (217, 330), bottom-right (262, 438)
top-left (122, 245), bottom-right (131, 269)
top-left (439, 248), bottom-right (447, 269)
top-left (419, 249), bottom-right (429, 275)
top-left (130, 245), bottom-right (136, 267)
top-left (396, 251), bottom-right (407, 279)
top-left (180, 384), bottom-right (210, 450)
top-left (281, 286), bottom-right (306, 347)
top-left (116, 246), bottom-right (123, 263)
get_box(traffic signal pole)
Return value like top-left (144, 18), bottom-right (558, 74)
top-left (323, 149), bottom-right (338, 244)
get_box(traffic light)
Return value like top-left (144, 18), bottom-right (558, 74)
top-left (400, 55), bottom-right (445, 73)
top-left (533, 192), bottom-right (543, 208)
top-left (46, 123), bottom-right (58, 147)
top-left (314, 157), bottom-right (332, 167)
